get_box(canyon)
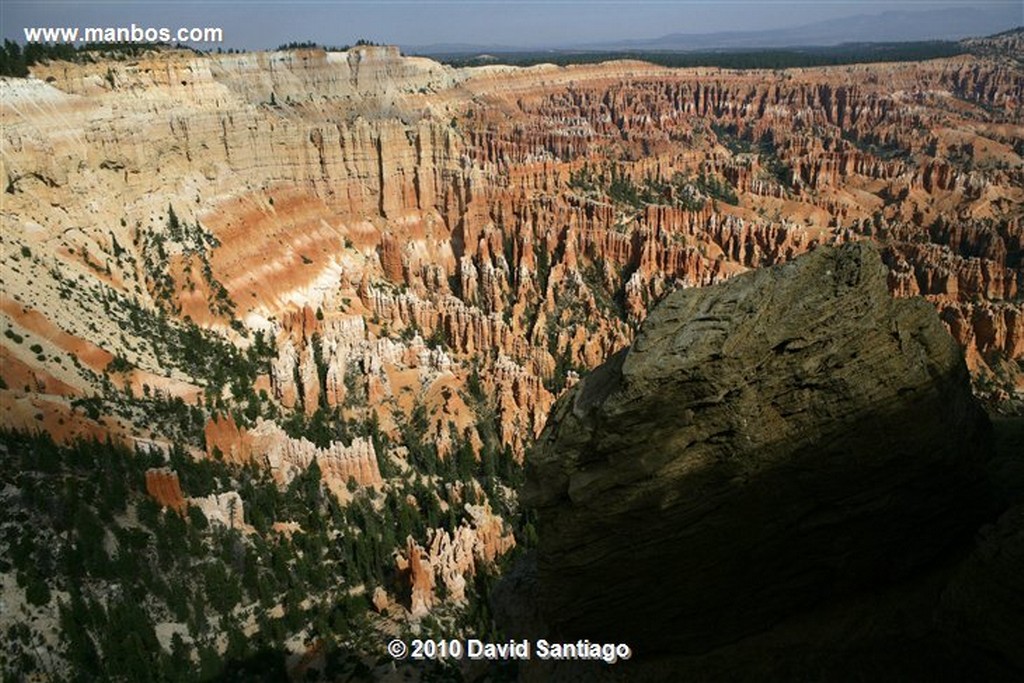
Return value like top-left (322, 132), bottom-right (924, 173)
top-left (1, 33), bottom-right (1022, 678)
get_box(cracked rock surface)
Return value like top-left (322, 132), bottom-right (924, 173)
top-left (522, 242), bottom-right (995, 657)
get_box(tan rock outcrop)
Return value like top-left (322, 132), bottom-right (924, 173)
top-left (395, 501), bottom-right (515, 613)
top-left (517, 243), bottom-right (994, 656)
top-left (395, 536), bottom-right (435, 619)
top-left (204, 415), bottom-right (381, 497)
top-left (204, 414), bottom-right (253, 463)
top-left (145, 468), bottom-right (186, 514)
top-left (259, 419), bottom-right (381, 495)
top-left (189, 492), bottom-right (247, 530)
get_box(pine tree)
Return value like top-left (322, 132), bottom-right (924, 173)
top-left (1, 40), bottom-right (29, 78)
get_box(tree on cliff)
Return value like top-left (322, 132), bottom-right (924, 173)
top-left (1, 40), bottom-right (29, 77)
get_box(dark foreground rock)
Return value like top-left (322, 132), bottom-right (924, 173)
top-left (496, 243), bottom-right (1017, 680)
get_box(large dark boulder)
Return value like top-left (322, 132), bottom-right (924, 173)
top-left (521, 242), bottom-right (995, 657)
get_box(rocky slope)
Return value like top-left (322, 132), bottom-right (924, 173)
top-left (504, 242), bottom-right (1017, 680)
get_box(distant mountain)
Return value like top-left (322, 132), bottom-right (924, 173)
top-left (608, 7), bottom-right (1022, 51)
top-left (406, 41), bottom-right (523, 56)
top-left (409, 6), bottom-right (1021, 55)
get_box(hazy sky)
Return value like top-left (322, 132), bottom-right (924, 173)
top-left (3, 0), bottom-right (1022, 51)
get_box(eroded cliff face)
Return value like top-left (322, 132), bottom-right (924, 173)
top-left (394, 499), bottom-right (516, 616)
top-left (145, 467), bottom-right (248, 530)
top-left (204, 414), bottom-right (381, 498)
top-left (1, 45), bottom-right (1022, 621)
top-left (3, 50), bottom-right (1020, 444)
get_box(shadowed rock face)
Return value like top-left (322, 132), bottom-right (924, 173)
top-left (522, 242), bottom-right (994, 655)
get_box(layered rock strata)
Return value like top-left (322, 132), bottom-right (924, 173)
top-left (3, 46), bottom-right (1021, 466)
